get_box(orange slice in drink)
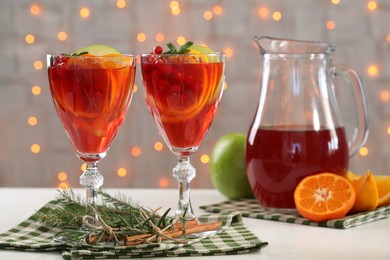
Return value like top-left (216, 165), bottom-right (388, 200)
top-left (67, 53), bottom-right (94, 68)
top-left (157, 64), bottom-right (213, 123)
top-left (294, 173), bottom-right (356, 222)
top-left (101, 54), bottom-right (134, 69)
top-left (156, 60), bottom-right (222, 123)
top-left (188, 49), bottom-right (209, 63)
top-left (68, 54), bottom-right (133, 115)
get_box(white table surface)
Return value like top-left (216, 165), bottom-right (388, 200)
top-left (0, 188), bottom-right (389, 260)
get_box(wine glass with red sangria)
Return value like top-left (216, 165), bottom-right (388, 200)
top-left (141, 42), bottom-right (225, 221)
top-left (47, 47), bottom-right (136, 226)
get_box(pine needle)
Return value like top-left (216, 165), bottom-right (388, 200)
top-left (35, 189), bottom-right (174, 245)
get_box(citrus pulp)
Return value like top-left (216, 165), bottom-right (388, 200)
top-left (294, 172), bottom-right (356, 222)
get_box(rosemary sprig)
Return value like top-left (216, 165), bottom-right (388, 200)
top-left (163, 41), bottom-right (193, 54)
top-left (70, 51), bottom-right (88, 56)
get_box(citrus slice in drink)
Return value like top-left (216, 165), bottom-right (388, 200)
top-left (66, 52), bottom-right (132, 116)
top-left (68, 44), bottom-right (122, 69)
top-left (143, 43), bottom-right (222, 124)
top-left (189, 44), bottom-right (214, 54)
top-left (294, 173), bottom-right (356, 222)
top-left (75, 44), bottom-right (120, 56)
top-left (155, 63), bottom-right (217, 123)
top-left (188, 45), bottom-right (223, 100)
top-left (188, 44), bottom-right (216, 62)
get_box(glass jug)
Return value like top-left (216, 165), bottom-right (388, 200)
top-left (246, 36), bottom-right (368, 211)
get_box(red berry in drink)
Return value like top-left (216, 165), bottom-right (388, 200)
top-left (154, 46), bottom-right (163, 54)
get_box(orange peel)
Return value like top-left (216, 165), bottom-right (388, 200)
top-left (373, 175), bottom-right (390, 207)
top-left (345, 170), bottom-right (379, 213)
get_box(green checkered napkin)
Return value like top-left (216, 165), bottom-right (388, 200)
top-left (0, 199), bottom-right (268, 259)
top-left (200, 198), bottom-right (390, 229)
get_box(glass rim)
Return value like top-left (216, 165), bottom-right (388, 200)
top-left (255, 36), bottom-right (336, 55)
top-left (140, 52), bottom-right (225, 57)
top-left (46, 53), bottom-right (136, 58)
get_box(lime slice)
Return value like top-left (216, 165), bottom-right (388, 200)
top-left (188, 44), bottom-right (218, 62)
top-left (75, 44), bottom-right (120, 56)
top-left (188, 44), bottom-right (214, 54)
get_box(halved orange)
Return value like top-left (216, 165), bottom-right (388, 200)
top-left (294, 173), bottom-right (356, 222)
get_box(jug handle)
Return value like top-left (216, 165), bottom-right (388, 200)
top-left (333, 64), bottom-right (369, 158)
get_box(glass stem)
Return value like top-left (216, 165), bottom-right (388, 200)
top-left (80, 162), bottom-right (104, 226)
top-left (173, 156), bottom-right (196, 220)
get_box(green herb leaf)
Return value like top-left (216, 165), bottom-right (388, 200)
top-left (157, 208), bottom-right (171, 228)
top-left (177, 41), bottom-right (193, 54)
top-left (163, 41), bottom-right (193, 54)
top-left (70, 51), bottom-right (88, 57)
top-left (165, 43), bottom-right (177, 54)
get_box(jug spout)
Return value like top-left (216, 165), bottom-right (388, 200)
top-left (254, 36), bottom-right (335, 55)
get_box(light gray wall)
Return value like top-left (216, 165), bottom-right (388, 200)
top-left (0, 0), bottom-right (389, 188)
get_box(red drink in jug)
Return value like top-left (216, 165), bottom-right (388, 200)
top-left (246, 125), bottom-right (349, 209)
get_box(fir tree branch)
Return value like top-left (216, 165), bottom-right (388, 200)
top-left (35, 189), bottom-right (221, 246)
top-left (35, 189), bottom-right (175, 245)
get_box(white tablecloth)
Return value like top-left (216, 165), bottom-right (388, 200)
top-left (0, 188), bottom-right (389, 260)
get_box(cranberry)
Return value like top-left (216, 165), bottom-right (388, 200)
top-left (53, 55), bottom-right (69, 66)
top-left (146, 54), bottom-right (157, 63)
top-left (54, 56), bottom-right (70, 77)
top-left (153, 46), bottom-right (163, 54)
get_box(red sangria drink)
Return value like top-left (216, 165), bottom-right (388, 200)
top-left (141, 56), bottom-right (224, 153)
top-left (141, 42), bottom-right (225, 222)
top-left (246, 125), bottom-right (349, 209)
top-left (48, 54), bottom-right (136, 161)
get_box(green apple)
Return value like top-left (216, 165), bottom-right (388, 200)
top-left (75, 44), bottom-right (120, 56)
top-left (210, 133), bottom-right (254, 199)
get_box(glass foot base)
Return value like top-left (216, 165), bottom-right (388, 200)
top-left (52, 231), bottom-right (82, 243)
top-left (53, 234), bottom-right (69, 243)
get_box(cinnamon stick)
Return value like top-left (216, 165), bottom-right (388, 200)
top-left (86, 233), bottom-right (111, 244)
top-left (86, 220), bottom-right (223, 245)
top-left (164, 221), bottom-right (222, 238)
top-left (172, 219), bottom-right (199, 231)
top-left (124, 221), bottom-right (222, 245)
top-left (125, 233), bottom-right (153, 245)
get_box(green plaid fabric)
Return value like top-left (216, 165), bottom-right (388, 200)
top-left (0, 199), bottom-right (267, 259)
top-left (200, 198), bottom-right (390, 229)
